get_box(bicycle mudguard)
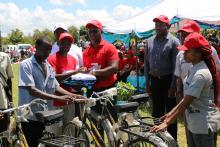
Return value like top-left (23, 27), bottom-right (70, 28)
top-left (130, 93), bottom-right (149, 104)
top-left (114, 102), bottom-right (139, 113)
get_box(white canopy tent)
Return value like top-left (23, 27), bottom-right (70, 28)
top-left (104, 0), bottom-right (220, 34)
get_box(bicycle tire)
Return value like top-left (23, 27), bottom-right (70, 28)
top-left (101, 119), bottom-right (116, 147)
top-left (13, 126), bottom-right (29, 147)
top-left (157, 131), bottom-right (178, 147)
top-left (63, 122), bottom-right (90, 147)
top-left (123, 132), bottom-right (168, 147)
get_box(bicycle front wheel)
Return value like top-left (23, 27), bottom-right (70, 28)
top-left (101, 119), bottom-right (116, 147)
top-left (63, 122), bottom-right (90, 147)
top-left (123, 132), bottom-right (168, 147)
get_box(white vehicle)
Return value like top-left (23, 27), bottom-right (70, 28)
top-left (17, 43), bottom-right (32, 51)
top-left (2, 45), bottom-right (18, 52)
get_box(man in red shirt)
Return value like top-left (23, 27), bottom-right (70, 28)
top-left (48, 32), bottom-right (85, 128)
top-left (83, 20), bottom-right (119, 91)
top-left (83, 20), bottom-right (119, 137)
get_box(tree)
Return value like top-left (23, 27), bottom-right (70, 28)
top-left (79, 25), bottom-right (89, 41)
top-left (33, 29), bottom-right (54, 43)
top-left (8, 29), bottom-right (24, 44)
top-left (23, 34), bottom-right (34, 45)
top-left (68, 26), bottom-right (79, 43)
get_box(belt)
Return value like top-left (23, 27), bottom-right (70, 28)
top-left (149, 74), bottom-right (172, 79)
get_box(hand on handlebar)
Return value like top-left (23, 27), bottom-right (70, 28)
top-left (150, 121), bottom-right (168, 133)
top-left (77, 67), bottom-right (88, 73)
top-left (60, 94), bottom-right (87, 103)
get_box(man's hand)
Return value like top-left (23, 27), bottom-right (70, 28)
top-left (77, 67), bottom-right (88, 73)
top-left (59, 95), bottom-right (76, 102)
top-left (150, 122), bottom-right (168, 133)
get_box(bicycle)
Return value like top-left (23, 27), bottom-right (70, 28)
top-left (62, 88), bottom-right (118, 147)
top-left (0, 98), bottom-right (47, 147)
top-left (114, 93), bottom-right (178, 147)
top-left (36, 108), bottom-right (87, 147)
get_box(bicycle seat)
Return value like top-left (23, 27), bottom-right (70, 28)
top-left (130, 93), bottom-right (149, 104)
top-left (35, 109), bottom-right (64, 125)
top-left (114, 102), bottom-right (139, 113)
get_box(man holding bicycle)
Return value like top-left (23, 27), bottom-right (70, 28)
top-left (18, 38), bottom-right (84, 147)
top-left (82, 20), bottom-right (119, 137)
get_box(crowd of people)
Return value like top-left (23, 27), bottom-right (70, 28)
top-left (0, 15), bottom-right (220, 147)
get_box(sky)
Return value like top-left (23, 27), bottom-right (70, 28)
top-left (0, 0), bottom-right (160, 36)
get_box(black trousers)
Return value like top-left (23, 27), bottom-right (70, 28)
top-left (0, 113), bottom-right (9, 133)
top-left (150, 74), bottom-right (177, 140)
top-left (21, 120), bottom-right (45, 147)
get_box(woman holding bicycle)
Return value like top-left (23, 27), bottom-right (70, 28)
top-left (151, 32), bottom-right (220, 147)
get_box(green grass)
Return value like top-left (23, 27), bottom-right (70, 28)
top-left (12, 63), bottom-right (19, 106)
top-left (11, 63), bottom-right (220, 146)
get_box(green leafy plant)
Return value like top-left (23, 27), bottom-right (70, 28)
top-left (116, 82), bottom-right (136, 101)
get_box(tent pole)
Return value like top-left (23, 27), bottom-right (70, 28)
top-left (134, 31), bottom-right (140, 93)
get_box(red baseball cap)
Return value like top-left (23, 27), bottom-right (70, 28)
top-left (177, 32), bottom-right (209, 51)
top-left (178, 20), bottom-right (200, 33)
top-left (58, 32), bottom-right (74, 44)
top-left (86, 20), bottom-right (103, 30)
top-left (153, 15), bottom-right (170, 25)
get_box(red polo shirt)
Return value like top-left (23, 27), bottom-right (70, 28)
top-left (83, 39), bottom-right (119, 90)
top-left (126, 56), bottom-right (137, 69)
top-left (47, 52), bottom-right (77, 106)
top-left (118, 58), bottom-right (126, 70)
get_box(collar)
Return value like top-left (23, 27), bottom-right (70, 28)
top-left (31, 55), bottom-right (48, 65)
top-left (191, 61), bottom-right (206, 71)
top-left (155, 33), bottom-right (169, 40)
top-left (90, 39), bottom-right (105, 48)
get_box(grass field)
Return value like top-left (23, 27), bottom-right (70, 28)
top-left (11, 63), bottom-right (219, 147)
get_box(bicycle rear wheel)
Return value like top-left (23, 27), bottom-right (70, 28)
top-left (63, 122), bottom-right (90, 147)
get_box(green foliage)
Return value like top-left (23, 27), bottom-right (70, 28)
top-left (2, 25), bottom-right (90, 46)
top-left (116, 82), bottom-right (136, 101)
top-left (2, 37), bottom-right (10, 45)
top-left (32, 29), bottom-right (54, 43)
top-left (79, 25), bottom-right (89, 41)
top-left (8, 29), bottom-right (24, 44)
top-left (68, 25), bottom-right (79, 43)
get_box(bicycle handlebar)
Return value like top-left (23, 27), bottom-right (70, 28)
top-left (0, 98), bottom-right (47, 114)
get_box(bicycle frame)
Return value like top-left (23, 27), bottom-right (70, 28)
top-left (76, 91), bottom-right (117, 147)
top-left (0, 99), bottom-right (47, 147)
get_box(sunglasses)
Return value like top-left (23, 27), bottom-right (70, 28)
top-left (88, 29), bottom-right (99, 34)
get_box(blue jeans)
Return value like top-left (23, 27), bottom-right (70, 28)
top-left (187, 130), bottom-right (215, 147)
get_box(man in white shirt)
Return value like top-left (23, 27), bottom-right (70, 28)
top-left (51, 23), bottom-right (83, 69)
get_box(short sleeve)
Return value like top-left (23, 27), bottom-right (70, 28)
top-left (185, 74), bottom-right (206, 98)
top-left (47, 55), bottom-right (56, 71)
top-left (174, 52), bottom-right (181, 77)
top-left (106, 45), bottom-right (119, 61)
top-left (18, 62), bottom-right (35, 87)
top-left (6, 55), bottom-right (13, 79)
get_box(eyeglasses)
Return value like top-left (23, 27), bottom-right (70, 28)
top-left (88, 29), bottom-right (99, 34)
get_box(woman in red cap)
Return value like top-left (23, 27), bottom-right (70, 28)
top-left (150, 32), bottom-right (220, 147)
